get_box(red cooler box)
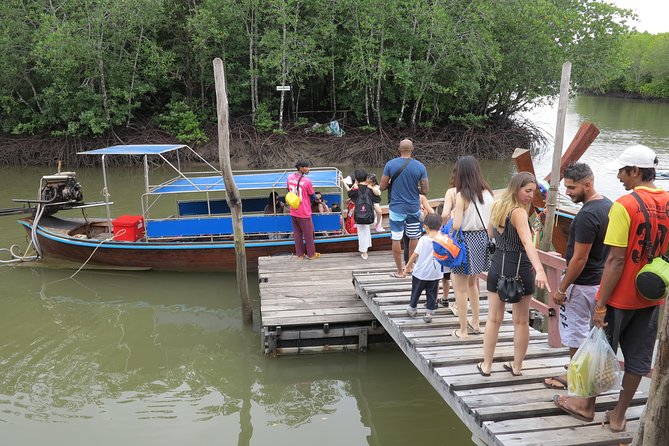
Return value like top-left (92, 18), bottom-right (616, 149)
top-left (112, 215), bottom-right (145, 241)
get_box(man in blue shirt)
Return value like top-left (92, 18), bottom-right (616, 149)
top-left (380, 139), bottom-right (429, 277)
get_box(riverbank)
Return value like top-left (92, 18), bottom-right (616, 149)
top-left (579, 91), bottom-right (669, 103)
top-left (0, 118), bottom-right (545, 168)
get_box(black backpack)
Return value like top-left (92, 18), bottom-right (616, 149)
top-left (354, 187), bottom-right (375, 225)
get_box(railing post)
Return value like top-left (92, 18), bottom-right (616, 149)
top-left (536, 251), bottom-right (566, 348)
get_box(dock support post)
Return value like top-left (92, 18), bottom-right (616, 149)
top-left (358, 329), bottom-right (368, 352)
top-left (264, 327), bottom-right (278, 356)
top-left (541, 60), bottom-right (571, 253)
top-left (213, 57), bottom-right (252, 324)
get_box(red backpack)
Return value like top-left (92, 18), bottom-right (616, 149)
top-left (345, 198), bottom-right (357, 234)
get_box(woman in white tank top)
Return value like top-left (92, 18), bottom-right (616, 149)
top-left (450, 156), bottom-right (494, 339)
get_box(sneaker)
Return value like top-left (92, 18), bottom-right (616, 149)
top-left (375, 225), bottom-right (385, 232)
top-left (406, 306), bottom-right (417, 317)
top-left (423, 313), bottom-right (433, 323)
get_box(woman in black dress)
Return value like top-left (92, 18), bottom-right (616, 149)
top-left (477, 172), bottom-right (551, 377)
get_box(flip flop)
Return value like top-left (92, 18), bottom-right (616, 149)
top-left (544, 376), bottom-right (568, 390)
top-left (476, 362), bottom-right (491, 377)
top-left (603, 410), bottom-right (627, 432)
top-left (553, 395), bottom-right (594, 422)
top-left (306, 252), bottom-right (320, 260)
top-left (503, 362), bottom-right (522, 376)
top-left (467, 321), bottom-right (481, 335)
top-left (452, 329), bottom-right (466, 339)
top-left (389, 272), bottom-right (406, 278)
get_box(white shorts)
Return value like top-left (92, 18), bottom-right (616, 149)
top-left (558, 283), bottom-right (598, 349)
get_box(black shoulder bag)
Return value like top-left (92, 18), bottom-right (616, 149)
top-left (496, 212), bottom-right (524, 303)
top-left (387, 158), bottom-right (412, 203)
top-left (631, 191), bottom-right (669, 301)
top-left (473, 198), bottom-right (495, 255)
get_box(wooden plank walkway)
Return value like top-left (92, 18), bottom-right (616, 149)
top-left (258, 251), bottom-right (399, 355)
top-left (352, 268), bottom-right (648, 446)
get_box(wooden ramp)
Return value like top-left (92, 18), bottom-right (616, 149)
top-left (352, 269), bottom-right (648, 446)
top-left (258, 251), bottom-right (398, 355)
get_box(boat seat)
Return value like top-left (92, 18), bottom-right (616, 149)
top-left (146, 214), bottom-right (341, 238)
top-left (177, 194), bottom-right (341, 216)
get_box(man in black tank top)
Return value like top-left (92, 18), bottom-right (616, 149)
top-left (544, 163), bottom-right (612, 390)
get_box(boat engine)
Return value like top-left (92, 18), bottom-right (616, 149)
top-left (39, 172), bottom-right (84, 214)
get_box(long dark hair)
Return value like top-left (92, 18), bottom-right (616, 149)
top-left (454, 156), bottom-right (492, 203)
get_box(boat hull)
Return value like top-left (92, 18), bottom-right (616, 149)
top-left (21, 218), bottom-right (393, 272)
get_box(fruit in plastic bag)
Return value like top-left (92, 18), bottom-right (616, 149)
top-left (567, 327), bottom-right (623, 397)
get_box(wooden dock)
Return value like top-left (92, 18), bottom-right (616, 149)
top-left (352, 268), bottom-right (648, 446)
top-left (258, 252), bottom-right (648, 445)
top-left (258, 251), bottom-right (397, 355)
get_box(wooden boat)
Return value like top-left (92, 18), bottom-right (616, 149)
top-left (511, 121), bottom-right (602, 257)
top-left (11, 144), bottom-right (393, 272)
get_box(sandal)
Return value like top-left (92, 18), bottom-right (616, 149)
top-left (389, 272), bottom-right (406, 278)
top-left (467, 321), bottom-right (481, 335)
top-left (306, 252), bottom-right (320, 260)
top-left (452, 329), bottom-right (466, 339)
top-left (476, 362), bottom-right (491, 377)
top-left (503, 362), bottom-right (522, 376)
top-left (553, 395), bottom-right (594, 422)
top-left (544, 376), bottom-right (568, 390)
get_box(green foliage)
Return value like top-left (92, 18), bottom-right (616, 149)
top-left (158, 100), bottom-right (208, 145)
top-left (0, 0), bottom-right (641, 138)
top-left (254, 102), bottom-right (276, 132)
top-left (599, 32), bottom-right (669, 98)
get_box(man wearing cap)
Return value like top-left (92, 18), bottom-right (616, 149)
top-left (554, 145), bottom-right (669, 432)
top-left (544, 163), bottom-right (612, 390)
top-left (380, 139), bottom-right (429, 278)
top-left (287, 160), bottom-right (319, 260)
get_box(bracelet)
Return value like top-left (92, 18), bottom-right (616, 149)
top-left (594, 306), bottom-right (607, 314)
top-left (557, 289), bottom-right (567, 295)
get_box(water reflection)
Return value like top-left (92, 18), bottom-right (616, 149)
top-left (0, 267), bottom-right (462, 445)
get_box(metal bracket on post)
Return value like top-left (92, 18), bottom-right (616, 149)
top-left (265, 327), bottom-right (278, 356)
top-left (358, 328), bottom-right (368, 352)
top-left (323, 323), bottom-right (329, 333)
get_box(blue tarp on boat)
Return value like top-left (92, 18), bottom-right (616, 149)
top-left (78, 144), bottom-right (187, 155)
top-left (151, 170), bottom-right (340, 194)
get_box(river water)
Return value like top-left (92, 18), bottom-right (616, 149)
top-left (1, 96), bottom-right (668, 445)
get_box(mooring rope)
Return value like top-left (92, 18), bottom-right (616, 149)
top-left (67, 228), bottom-right (126, 279)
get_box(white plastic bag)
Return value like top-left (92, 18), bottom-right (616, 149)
top-left (567, 327), bottom-right (623, 397)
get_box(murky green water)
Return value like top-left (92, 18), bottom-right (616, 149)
top-left (1, 95), bottom-right (668, 445)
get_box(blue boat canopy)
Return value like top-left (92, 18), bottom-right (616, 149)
top-left (78, 144), bottom-right (188, 155)
top-left (151, 169), bottom-right (340, 194)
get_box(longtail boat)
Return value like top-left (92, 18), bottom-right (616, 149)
top-left (513, 122), bottom-right (601, 255)
top-left (8, 144), bottom-right (392, 272)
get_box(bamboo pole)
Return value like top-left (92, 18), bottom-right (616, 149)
top-left (632, 302), bottom-right (669, 445)
top-left (540, 61), bottom-right (571, 252)
top-left (213, 57), bottom-right (252, 324)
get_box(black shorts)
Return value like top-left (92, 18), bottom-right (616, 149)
top-left (443, 272), bottom-right (451, 280)
top-left (486, 250), bottom-right (535, 296)
top-left (604, 305), bottom-right (659, 375)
